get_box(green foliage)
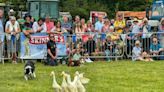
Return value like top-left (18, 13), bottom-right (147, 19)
top-left (0, 0), bottom-right (153, 18)
top-left (60, 0), bottom-right (153, 18)
top-left (60, 0), bottom-right (109, 19)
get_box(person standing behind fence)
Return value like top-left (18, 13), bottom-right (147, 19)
top-left (51, 21), bottom-right (67, 35)
top-left (23, 14), bottom-right (33, 32)
top-left (75, 20), bottom-right (83, 42)
top-left (131, 18), bottom-right (142, 40)
top-left (32, 18), bottom-right (47, 33)
top-left (81, 18), bottom-right (87, 32)
top-left (46, 34), bottom-right (58, 66)
top-left (95, 15), bottom-right (104, 34)
top-left (141, 18), bottom-right (151, 53)
top-left (0, 8), bottom-right (4, 62)
top-left (45, 16), bottom-right (54, 34)
top-left (73, 15), bottom-right (81, 34)
top-left (22, 14), bottom-right (34, 56)
top-left (114, 14), bottom-right (126, 34)
top-left (5, 16), bottom-right (20, 64)
top-left (85, 20), bottom-right (94, 33)
top-left (102, 19), bottom-right (111, 33)
top-left (158, 18), bottom-right (164, 48)
top-left (61, 16), bottom-right (72, 34)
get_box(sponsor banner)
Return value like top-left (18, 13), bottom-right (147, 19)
top-left (20, 33), bottom-right (66, 59)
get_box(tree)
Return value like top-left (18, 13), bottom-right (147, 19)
top-left (60, 0), bottom-right (109, 19)
top-left (1, 0), bottom-right (153, 19)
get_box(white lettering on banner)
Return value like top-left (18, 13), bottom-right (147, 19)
top-left (55, 35), bottom-right (58, 42)
top-left (60, 36), bottom-right (64, 42)
top-left (30, 36), bottom-right (49, 44)
top-left (50, 34), bottom-right (65, 43)
top-left (29, 34), bottom-right (64, 44)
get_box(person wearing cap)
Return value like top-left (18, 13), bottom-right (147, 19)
top-left (140, 18), bottom-right (151, 52)
top-left (131, 18), bottom-right (141, 40)
top-left (114, 14), bottom-right (126, 34)
top-left (8, 9), bottom-right (15, 17)
top-left (5, 16), bottom-right (20, 64)
top-left (6, 9), bottom-right (16, 22)
top-left (32, 18), bottom-right (47, 33)
top-left (132, 40), bottom-right (144, 61)
top-left (45, 16), bottom-right (54, 34)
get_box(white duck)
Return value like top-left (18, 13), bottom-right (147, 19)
top-left (61, 71), bottom-right (69, 92)
top-left (65, 73), bottom-right (78, 92)
top-left (50, 71), bottom-right (62, 92)
top-left (75, 71), bottom-right (86, 92)
top-left (78, 73), bottom-right (90, 85)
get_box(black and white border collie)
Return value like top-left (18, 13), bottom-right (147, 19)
top-left (24, 60), bottom-right (36, 80)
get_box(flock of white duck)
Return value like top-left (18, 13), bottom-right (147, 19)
top-left (50, 71), bottom-right (90, 92)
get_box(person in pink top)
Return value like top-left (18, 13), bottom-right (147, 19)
top-left (45, 16), bottom-right (54, 34)
top-left (102, 19), bottom-right (111, 33)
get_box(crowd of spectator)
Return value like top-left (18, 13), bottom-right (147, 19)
top-left (0, 8), bottom-right (164, 65)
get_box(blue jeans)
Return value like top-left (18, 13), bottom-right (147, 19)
top-left (47, 58), bottom-right (58, 66)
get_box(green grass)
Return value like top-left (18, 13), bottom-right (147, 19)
top-left (1, 61), bottom-right (164, 92)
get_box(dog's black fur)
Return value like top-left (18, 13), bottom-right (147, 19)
top-left (24, 60), bottom-right (36, 80)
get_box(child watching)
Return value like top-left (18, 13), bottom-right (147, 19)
top-left (132, 40), bottom-right (144, 61)
top-left (68, 49), bottom-right (81, 66)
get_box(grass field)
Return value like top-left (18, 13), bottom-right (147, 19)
top-left (0, 61), bottom-right (164, 92)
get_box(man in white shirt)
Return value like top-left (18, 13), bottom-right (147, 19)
top-left (32, 18), bottom-right (47, 33)
top-left (94, 15), bottom-right (104, 41)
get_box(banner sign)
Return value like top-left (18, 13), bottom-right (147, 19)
top-left (50, 34), bottom-right (65, 43)
top-left (20, 33), bottom-right (66, 59)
